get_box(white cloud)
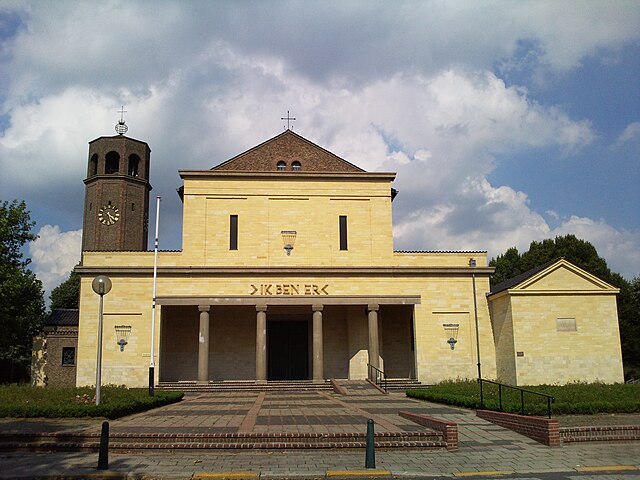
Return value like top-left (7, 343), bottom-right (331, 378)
top-left (1, 1), bottom-right (638, 288)
top-left (614, 121), bottom-right (640, 147)
top-left (551, 217), bottom-right (640, 280)
top-left (29, 225), bottom-right (82, 302)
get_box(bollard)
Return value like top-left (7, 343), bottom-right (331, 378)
top-left (365, 418), bottom-right (375, 469)
top-left (148, 366), bottom-right (155, 397)
top-left (97, 421), bottom-right (109, 470)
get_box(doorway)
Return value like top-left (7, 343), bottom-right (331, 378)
top-left (268, 320), bottom-right (309, 380)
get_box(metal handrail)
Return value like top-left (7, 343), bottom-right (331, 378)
top-left (367, 364), bottom-right (387, 392)
top-left (479, 378), bottom-right (555, 419)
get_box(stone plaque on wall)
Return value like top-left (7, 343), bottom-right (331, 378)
top-left (556, 317), bottom-right (577, 332)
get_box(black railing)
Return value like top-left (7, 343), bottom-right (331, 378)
top-left (367, 364), bottom-right (387, 392)
top-left (479, 378), bottom-right (555, 419)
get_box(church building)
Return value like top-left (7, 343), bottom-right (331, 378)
top-left (73, 125), bottom-right (624, 388)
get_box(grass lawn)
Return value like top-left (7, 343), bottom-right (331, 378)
top-left (0, 385), bottom-right (183, 419)
top-left (407, 380), bottom-right (640, 416)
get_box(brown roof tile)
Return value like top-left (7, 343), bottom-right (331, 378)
top-left (212, 130), bottom-right (365, 173)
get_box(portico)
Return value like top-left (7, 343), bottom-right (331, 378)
top-left (156, 295), bottom-right (419, 383)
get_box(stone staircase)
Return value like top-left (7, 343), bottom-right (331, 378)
top-left (156, 379), bottom-right (334, 392)
top-left (155, 378), bottom-right (424, 393)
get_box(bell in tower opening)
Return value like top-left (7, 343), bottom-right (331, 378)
top-left (82, 116), bottom-right (152, 252)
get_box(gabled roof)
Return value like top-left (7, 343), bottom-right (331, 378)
top-left (45, 309), bottom-right (79, 327)
top-left (489, 258), bottom-right (618, 297)
top-left (490, 258), bottom-right (559, 294)
top-left (211, 129), bottom-right (365, 173)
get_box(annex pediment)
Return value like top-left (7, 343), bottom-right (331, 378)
top-left (514, 260), bottom-right (617, 293)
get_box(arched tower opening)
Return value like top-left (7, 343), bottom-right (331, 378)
top-left (128, 154), bottom-right (140, 177)
top-left (105, 151), bottom-right (120, 174)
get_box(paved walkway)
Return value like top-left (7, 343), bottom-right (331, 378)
top-left (0, 385), bottom-right (639, 478)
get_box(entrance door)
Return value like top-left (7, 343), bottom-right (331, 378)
top-left (268, 320), bottom-right (309, 380)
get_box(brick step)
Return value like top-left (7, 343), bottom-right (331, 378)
top-left (0, 431), bottom-right (445, 451)
top-left (378, 379), bottom-right (425, 391)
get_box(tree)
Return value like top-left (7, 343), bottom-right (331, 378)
top-left (490, 235), bottom-right (615, 286)
top-left (489, 247), bottom-right (522, 286)
top-left (50, 270), bottom-right (80, 310)
top-left (490, 235), bottom-right (639, 374)
top-left (0, 200), bottom-right (45, 383)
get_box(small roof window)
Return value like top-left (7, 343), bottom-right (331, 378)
top-left (276, 161), bottom-right (287, 171)
top-left (292, 161), bottom-right (301, 171)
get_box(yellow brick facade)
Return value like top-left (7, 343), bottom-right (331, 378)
top-left (75, 130), bottom-right (623, 388)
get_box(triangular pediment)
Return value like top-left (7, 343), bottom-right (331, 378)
top-left (513, 259), bottom-right (618, 293)
top-left (211, 129), bottom-right (365, 173)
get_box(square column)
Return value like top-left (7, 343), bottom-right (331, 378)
top-left (256, 305), bottom-right (267, 383)
top-left (367, 304), bottom-right (380, 370)
top-left (312, 304), bottom-right (324, 383)
top-left (197, 305), bottom-right (210, 383)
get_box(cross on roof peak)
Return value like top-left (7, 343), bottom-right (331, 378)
top-left (281, 110), bottom-right (296, 130)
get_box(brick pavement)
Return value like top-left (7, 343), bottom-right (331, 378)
top-left (0, 385), bottom-right (639, 479)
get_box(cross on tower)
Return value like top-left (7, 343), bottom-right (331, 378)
top-left (281, 110), bottom-right (296, 130)
top-left (115, 106), bottom-right (129, 135)
top-left (118, 106), bottom-right (127, 123)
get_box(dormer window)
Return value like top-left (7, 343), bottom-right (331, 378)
top-left (292, 161), bottom-right (301, 171)
top-left (276, 161), bottom-right (287, 171)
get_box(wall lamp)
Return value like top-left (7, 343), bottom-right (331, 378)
top-left (114, 325), bottom-right (132, 351)
top-left (443, 323), bottom-right (460, 350)
top-left (281, 230), bottom-right (297, 256)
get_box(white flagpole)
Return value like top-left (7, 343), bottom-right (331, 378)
top-left (149, 196), bottom-right (161, 396)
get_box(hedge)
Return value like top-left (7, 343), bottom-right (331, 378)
top-left (0, 385), bottom-right (184, 419)
top-left (406, 380), bottom-right (640, 416)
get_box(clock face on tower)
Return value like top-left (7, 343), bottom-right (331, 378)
top-left (98, 204), bottom-right (120, 226)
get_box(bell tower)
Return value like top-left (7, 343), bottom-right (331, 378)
top-left (82, 114), bottom-right (152, 251)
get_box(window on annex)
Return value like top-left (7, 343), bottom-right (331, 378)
top-left (339, 215), bottom-right (348, 251)
top-left (276, 161), bottom-right (287, 171)
top-left (292, 160), bottom-right (301, 171)
top-left (62, 347), bottom-right (76, 366)
top-left (230, 214), bottom-right (238, 250)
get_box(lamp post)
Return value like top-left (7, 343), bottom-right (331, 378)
top-left (92, 275), bottom-right (112, 406)
top-left (469, 258), bottom-right (481, 381)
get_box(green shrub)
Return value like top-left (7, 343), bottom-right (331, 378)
top-left (0, 385), bottom-right (183, 419)
top-left (407, 380), bottom-right (640, 416)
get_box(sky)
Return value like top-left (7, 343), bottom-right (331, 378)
top-left (0, 0), bottom-right (639, 301)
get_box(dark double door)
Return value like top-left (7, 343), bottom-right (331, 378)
top-left (268, 320), bottom-right (309, 380)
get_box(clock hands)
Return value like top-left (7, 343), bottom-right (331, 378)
top-left (99, 206), bottom-right (120, 225)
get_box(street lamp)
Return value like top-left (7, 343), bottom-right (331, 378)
top-left (469, 259), bottom-right (481, 381)
top-left (92, 275), bottom-right (112, 406)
